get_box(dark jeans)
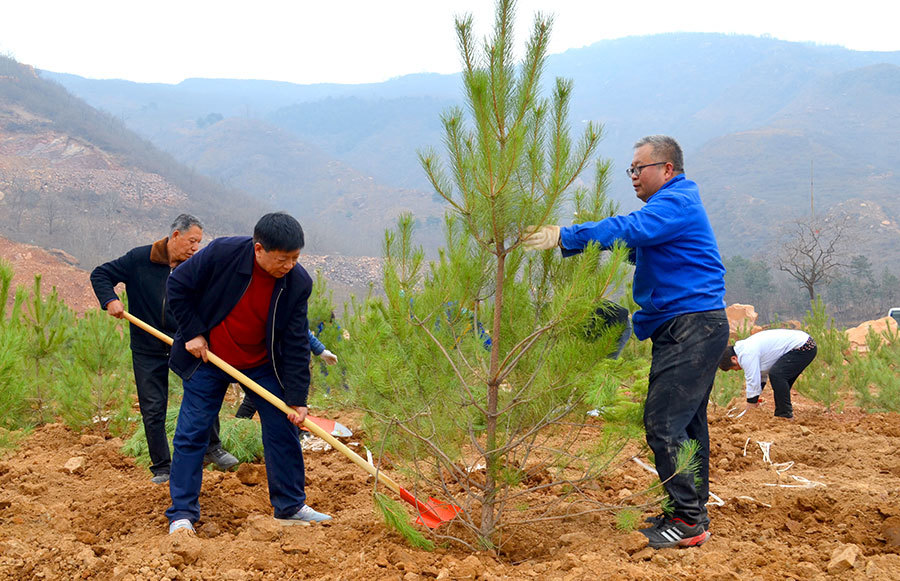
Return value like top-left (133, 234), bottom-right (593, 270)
top-left (645, 310), bottom-right (729, 525)
top-left (132, 351), bottom-right (222, 477)
top-left (769, 343), bottom-right (818, 418)
top-left (165, 362), bottom-right (306, 523)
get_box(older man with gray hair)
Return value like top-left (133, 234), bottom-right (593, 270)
top-left (523, 135), bottom-right (728, 549)
top-left (91, 215), bottom-right (239, 484)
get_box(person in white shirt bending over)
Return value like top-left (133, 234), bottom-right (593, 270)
top-left (718, 329), bottom-right (817, 419)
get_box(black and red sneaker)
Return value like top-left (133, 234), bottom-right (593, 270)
top-left (640, 517), bottom-right (710, 549)
top-left (643, 512), bottom-right (710, 528)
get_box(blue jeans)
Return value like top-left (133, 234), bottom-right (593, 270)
top-left (165, 362), bottom-right (306, 523)
top-left (644, 310), bottom-right (729, 525)
top-left (131, 351), bottom-right (222, 477)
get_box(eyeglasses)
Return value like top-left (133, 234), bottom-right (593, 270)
top-left (626, 162), bottom-right (667, 178)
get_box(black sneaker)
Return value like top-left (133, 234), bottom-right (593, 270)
top-left (640, 517), bottom-right (710, 549)
top-left (204, 446), bottom-right (240, 470)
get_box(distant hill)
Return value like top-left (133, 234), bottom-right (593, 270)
top-left (696, 63), bottom-right (900, 260)
top-left (0, 55), bottom-right (268, 268)
top-left (163, 115), bottom-right (446, 255)
top-left (40, 33), bottom-right (900, 267)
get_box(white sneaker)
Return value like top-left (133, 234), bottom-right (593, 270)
top-left (276, 504), bottom-right (332, 526)
top-left (168, 518), bottom-right (195, 535)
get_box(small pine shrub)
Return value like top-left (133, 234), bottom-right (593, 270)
top-left (22, 275), bottom-right (74, 425)
top-left (122, 407), bottom-right (265, 467)
top-left (849, 325), bottom-right (900, 412)
top-left (614, 508), bottom-right (641, 531)
top-left (54, 309), bottom-right (132, 432)
top-left (217, 416), bottom-right (264, 463)
top-left (710, 370), bottom-right (744, 410)
top-left (0, 313), bottom-right (31, 430)
top-left (797, 297), bottom-right (848, 411)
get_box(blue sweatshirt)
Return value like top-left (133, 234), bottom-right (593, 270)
top-left (559, 175), bottom-right (726, 340)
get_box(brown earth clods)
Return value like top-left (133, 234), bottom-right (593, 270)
top-left (0, 398), bottom-right (899, 580)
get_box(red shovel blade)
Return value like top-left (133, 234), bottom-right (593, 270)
top-left (399, 487), bottom-right (461, 528)
top-left (415, 498), bottom-right (462, 529)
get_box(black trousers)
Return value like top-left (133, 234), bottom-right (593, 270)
top-left (235, 393), bottom-right (257, 419)
top-left (132, 351), bottom-right (222, 476)
top-left (644, 310), bottom-right (729, 525)
top-left (769, 342), bottom-right (817, 418)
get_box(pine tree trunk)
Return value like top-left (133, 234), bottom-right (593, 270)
top-left (480, 251), bottom-right (506, 542)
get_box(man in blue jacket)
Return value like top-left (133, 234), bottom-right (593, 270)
top-left (165, 212), bottom-right (331, 534)
top-left (523, 135), bottom-right (728, 549)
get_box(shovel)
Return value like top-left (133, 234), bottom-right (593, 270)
top-left (122, 311), bottom-right (460, 528)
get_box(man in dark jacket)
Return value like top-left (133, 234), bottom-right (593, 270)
top-left (165, 212), bottom-right (331, 535)
top-left (523, 135), bottom-right (728, 549)
top-left (90, 214), bottom-right (239, 484)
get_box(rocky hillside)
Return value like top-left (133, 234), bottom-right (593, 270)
top-left (0, 235), bottom-right (382, 315)
top-left (0, 56), bottom-right (267, 270)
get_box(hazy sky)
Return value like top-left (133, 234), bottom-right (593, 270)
top-left (3, 0), bottom-right (899, 85)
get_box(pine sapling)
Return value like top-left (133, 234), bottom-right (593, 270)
top-left (23, 275), bottom-right (73, 424)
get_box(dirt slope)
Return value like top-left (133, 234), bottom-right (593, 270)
top-left (1, 397), bottom-right (899, 580)
top-left (0, 235), bottom-right (381, 315)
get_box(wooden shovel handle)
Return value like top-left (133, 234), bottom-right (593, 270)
top-left (121, 311), bottom-right (404, 497)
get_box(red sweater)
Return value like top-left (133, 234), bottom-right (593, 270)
top-left (209, 260), bottom-right (276, 369)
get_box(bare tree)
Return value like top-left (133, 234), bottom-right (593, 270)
top-left (41, 188), bottom-right (62, 237)
top-left (776, 213), bottom-right (854, 303)
top-left (8, 187), bottom-right (39, 232)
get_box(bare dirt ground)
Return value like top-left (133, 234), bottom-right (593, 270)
top-left (1, 396), bottom-right (899, 581)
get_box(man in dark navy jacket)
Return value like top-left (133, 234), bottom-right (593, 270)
top-left (165, 212), bottom-right (331, 535)
top-left (90, 214), bottom-right (238, 484)
top-left (523, 136), bottom-right (728, 549)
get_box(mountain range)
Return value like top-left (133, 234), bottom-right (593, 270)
top-left (4, 32), bottom-right (899, 270)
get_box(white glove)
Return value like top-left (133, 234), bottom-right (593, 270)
top-left (319, 349), bottom-right (338, 365)
top-left (521, 225), bottom-right (561, 250)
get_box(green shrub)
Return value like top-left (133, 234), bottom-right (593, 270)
top-left (122, 407), bottom-right (265, 468)
top-left (54, 309), bottom-right (132, 433)
top-left (22, 275), bottom-right (74, 424)
top-left (797, 297), bottom-right (848, 411)
top-left (218, 416), bottom-right (264, 463)
top-left (849, 325), bottom-right (900, 412)
top-left (0, 299), bottom-right (31, 430)
top-left (711, 370), bottom-right (744, 410)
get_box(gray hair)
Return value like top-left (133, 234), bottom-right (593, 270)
top-left (634, 135), bottom-right (684, 174)
top-left (169, 214), bottom-right (203, 235)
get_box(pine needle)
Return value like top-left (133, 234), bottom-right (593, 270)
top-left (675, 439), bottom-right (703, 489)
top-left (374, 492), bottom-right (434, 551)
top-left (614, 508), bottom-right (640, 531)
